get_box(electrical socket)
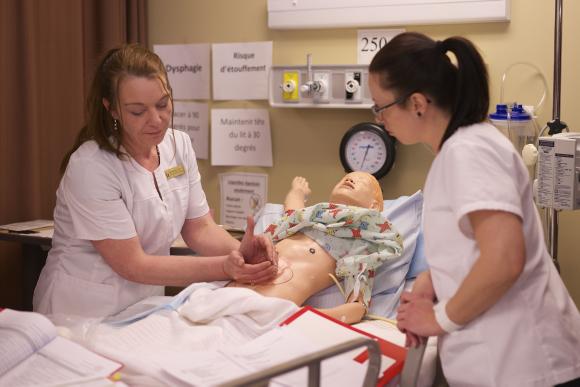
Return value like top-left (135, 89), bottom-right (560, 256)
top-left (312, 71), bottom-right (330, 102)
top-left (281, 71), bottom-right (299, 102)
top-left (345, 71), bottom-right (362, 102)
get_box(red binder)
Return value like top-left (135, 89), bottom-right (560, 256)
top-left (280, 306), bottom-right (407, 386)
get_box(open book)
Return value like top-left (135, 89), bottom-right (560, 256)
top-left (0, 309), bottom-right (122, 386)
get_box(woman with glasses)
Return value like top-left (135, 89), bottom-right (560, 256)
top-left (368, 32), bottom-right (580, 386)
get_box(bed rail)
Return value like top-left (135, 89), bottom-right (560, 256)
top-left (400, 342), bottom-right (427, 387)
top-left (217, 337), bottom-right (381, 387)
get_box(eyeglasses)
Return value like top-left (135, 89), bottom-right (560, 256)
top-left (371, 94), bottom-right (410, 116)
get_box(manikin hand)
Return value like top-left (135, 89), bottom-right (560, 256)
top-left (291, 176), bottom-right (312, 203)
top-left (239, 216), bottom-right (278, 266)
top-left (223, 250), bottom-right (277, 284)
top-left (397, 292), bottom-right (444, 346)
top-left (291, 176), bottom-right (311, 199)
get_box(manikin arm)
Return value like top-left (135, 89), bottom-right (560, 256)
top-left (318, 299), bottom-right (367, 324)
top-left (319, 278), bottom-right (368, 325)
top-left (284, 176), bottom-right (311, 211)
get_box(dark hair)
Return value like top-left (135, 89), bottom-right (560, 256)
top-left (369, 32), bottom-right (489, 148)
top-left (60, 43), bottom-right (172, 173)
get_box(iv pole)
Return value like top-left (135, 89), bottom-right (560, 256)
top-left (546, 0), bottom-right (568, 272)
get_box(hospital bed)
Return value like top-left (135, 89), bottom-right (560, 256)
top-left (54, 191), bottom-right (437, 386)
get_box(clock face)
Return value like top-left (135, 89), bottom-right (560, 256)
top-left (343, 130), bottom-right (388, 174)
top-left (339, 122), bottom-right (396, 179)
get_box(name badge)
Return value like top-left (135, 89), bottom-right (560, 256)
top-left (165, 165), bottom-right (185, 179)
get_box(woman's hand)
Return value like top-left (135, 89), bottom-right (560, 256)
top-left (223, 250), bottom-right (277, 283)
top-left (397, 292), bottom-right (444, 341)
top-left (239, 216), bottom-right (278, 266)
top-left (397, 271), bottom-right (436, 347)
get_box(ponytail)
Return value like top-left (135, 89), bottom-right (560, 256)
top-left (369, 32), bottom-right (490, 149)
top-left (438, 37), bottom-right (489, 145)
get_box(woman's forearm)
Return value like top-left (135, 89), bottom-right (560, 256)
top-left (446, 250), bottom-right (522, 326)
top-left (128, 253), bottom-right (230, 286)
top-left (182, 215), bottom-right (240, 256)
top-left (411, 270), bottom-right (435, 300)
top-left (445, 211), bottom-right (525, 326)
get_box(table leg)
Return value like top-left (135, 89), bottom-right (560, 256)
top-left (21, 244), bottom-right (48, 311)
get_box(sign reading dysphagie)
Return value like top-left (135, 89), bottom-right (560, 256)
top-left (153, 43), bottom-right (210, 100)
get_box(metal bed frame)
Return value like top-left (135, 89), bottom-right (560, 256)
top-left (218, 337), bottom-right (427, 387)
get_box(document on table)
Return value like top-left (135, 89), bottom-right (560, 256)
top-left (0, 219), bottom-right (53, 232)
top-left (162, 325), bottom-right (367, 386)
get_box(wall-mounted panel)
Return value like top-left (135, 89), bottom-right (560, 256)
top-left (268, 0), bottom-right (510, 29)
top-left (270, 65), bottom-right (373, 108)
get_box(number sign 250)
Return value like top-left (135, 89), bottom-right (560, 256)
top-left (357, 29), bottom-right (405, 65)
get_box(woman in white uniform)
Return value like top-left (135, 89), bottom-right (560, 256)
top-left (33, 44), bottom-right (277, 318)
top-left (368, 32), bottom-right (580, 386)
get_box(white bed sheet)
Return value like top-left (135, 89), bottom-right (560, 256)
top-left (56, 282), bottom-right (436, 387)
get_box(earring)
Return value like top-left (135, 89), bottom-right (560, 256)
top-left (113, 119), bottom-right (119, 131)
top-left (417, 112), bottom-right (422, 117)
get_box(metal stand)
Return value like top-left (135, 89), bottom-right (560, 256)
top-left (545, 0), bottom-right (569, 272)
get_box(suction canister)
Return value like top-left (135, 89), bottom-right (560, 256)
top-left (489, 103), bottom-right (536, 155)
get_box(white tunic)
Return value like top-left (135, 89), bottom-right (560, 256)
top-left (33, 130), bottom-right (209, 318)
top-left (423, 122), bottom-right (580, 386)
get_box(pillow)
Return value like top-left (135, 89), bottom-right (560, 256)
top-left (381, 190), bottom-right (426, 281)
top-left (253, 190), bottom-right (426, 316)
top-left (407, 224), bottom-right (427, 279)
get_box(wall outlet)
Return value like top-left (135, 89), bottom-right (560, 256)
top-left (345, 71), bottom-right (362, 102)
top-left (281, 71), bottom-right (299, 102)
top-left (312, 71), bottom-right (330, 102)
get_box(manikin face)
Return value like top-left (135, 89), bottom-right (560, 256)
top-left (329, 172), bottom-right (383, 211)
top-left (368, 73), bottom-right (421, 146)
top-left (107, 75), bottom-right (172, 154)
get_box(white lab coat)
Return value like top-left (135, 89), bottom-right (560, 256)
top-left (33, 130), bottom-right (209, 318)
top-left (423, 122), bottom-right (580, 386)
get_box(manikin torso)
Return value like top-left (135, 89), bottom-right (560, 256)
top-left (227, 233), bottom-right (336, 306)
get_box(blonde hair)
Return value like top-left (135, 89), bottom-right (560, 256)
top-left (60, 44), bottom-right (173, 173)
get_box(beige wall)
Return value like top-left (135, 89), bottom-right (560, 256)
top-left (148, 0), bottom-right (580, 306)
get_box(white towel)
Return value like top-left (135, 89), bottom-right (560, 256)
top-left (178, 286), bottom-right (298, 345)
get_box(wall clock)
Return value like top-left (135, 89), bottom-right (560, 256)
top-left (339, 122), bottom-right (396, 179)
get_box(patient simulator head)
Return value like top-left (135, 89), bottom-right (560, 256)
top-left (329, 172), bottom-right (384, 211)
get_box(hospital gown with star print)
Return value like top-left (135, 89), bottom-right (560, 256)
top-left (264, 202), bottom-right (403, 308)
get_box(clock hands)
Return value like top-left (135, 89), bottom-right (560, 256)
top-left (359, 144), bottom-right (373, 169)
top-left (340, 122), bottom-right (395, 179)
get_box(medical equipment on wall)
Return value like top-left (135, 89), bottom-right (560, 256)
top-left (490, 62), bottom-right (549, 173)
top-left (339, 122), bottom-right (397, 179)
top-left (535, 133), bottom-right (580, 211)
top-left (489, 103), bottom-right (539, 162)
top-left (534, 0), bottom-right (571, 270)
top-left (267, 0), bottom-right (510, 30)
top-left (269, 54), bottom-right (373, 108)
